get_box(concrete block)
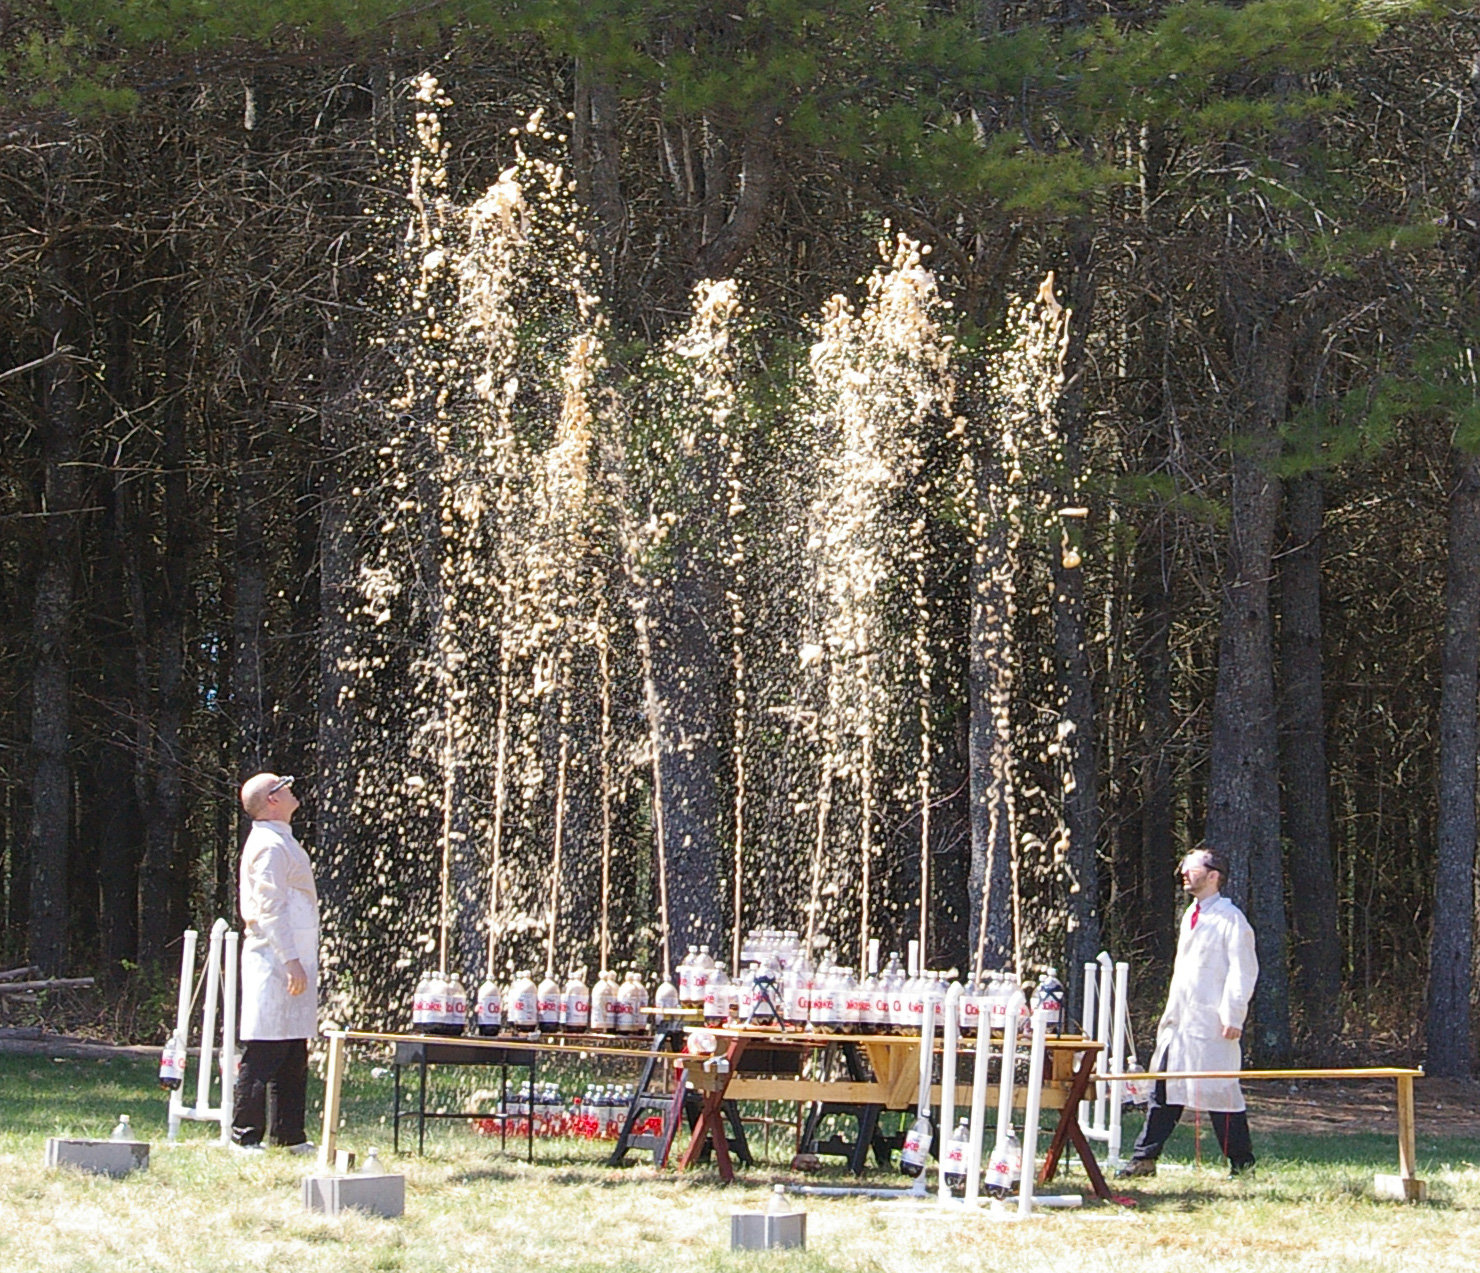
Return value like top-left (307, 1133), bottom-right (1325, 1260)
top-left (731, 1209), bottom-right (806, 1251)
top-left (1374, 1174), bottom-right (1426, 1203)
top-left (303, 1172), bottom-right (405, 1219)
top-left (45, 1138), bottom-right (150, 1178)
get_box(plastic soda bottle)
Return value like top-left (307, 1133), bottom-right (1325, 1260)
top-left (158, 1032), bottom-right (186, 1090)
top-left (943, 1117), bottom-right (971, 1192)
top-left (900, 1113), bottom-right (933, 1178)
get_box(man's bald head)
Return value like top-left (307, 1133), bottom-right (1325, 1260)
top-left (241, 772), bottom-right (297, 821)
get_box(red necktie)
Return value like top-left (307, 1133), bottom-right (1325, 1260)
top-left (1190, 900), bottom-right (1201, 931)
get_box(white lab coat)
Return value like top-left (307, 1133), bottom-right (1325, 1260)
top-left (1150, 892), bottom-right (1258, 1112)
top-left (238, 819), bottom-right (320, 1041)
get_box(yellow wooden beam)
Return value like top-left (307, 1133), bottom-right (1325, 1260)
top-left (1113, 1067), bottom-right (1422, 1082)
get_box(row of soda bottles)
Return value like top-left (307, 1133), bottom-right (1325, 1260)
top-left (411, 945), bottom-right (1065, 1038)
top-left (471, 1082), bottom-right (660, 1140)
top-left (901, 1113), bottom-right (1023, 1196)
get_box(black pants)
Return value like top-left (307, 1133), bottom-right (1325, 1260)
top-left (233, 1038), bottom-right (309, 1147)
top-left (1130, 1078), bottom-right (1255, 1170)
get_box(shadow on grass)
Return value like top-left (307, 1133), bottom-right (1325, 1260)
top-left (446, 1164), bottom-right (522, 1184)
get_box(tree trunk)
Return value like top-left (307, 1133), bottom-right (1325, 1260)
top-left (231, 90), bottom-right (273, 799)
top-left (1278, 471), bottom-right (1342, 1048)
top-left (1204, 303), bottom-right (1293, 1063)
top-left (232, 391), bottom-right (270, 781)
top-left (571, 61), bottom-right (625, 279)
top-left (95, 292), bottom-right (143, 978)
top-left (1131, 127), bottom-right (1178, 970)
top-left (95, 739), bottom-right (142, 981)
top-left (1052, 231), bottom-right (1102, 998)
top-left (650, 550), bottom-right (725, 951)
top-left (695, 103), bottom-right (779, 282)
top-left (27, 244), bottom-right (83, 975)
top-left (137, 277), bottom-right (191, 966)
top-left (1135, 513), bottom-right (1177, 966)
top-left (968, 437), bottom-right (1017, 974)
top-left (1426, 450), bottom-right (1480, 1077)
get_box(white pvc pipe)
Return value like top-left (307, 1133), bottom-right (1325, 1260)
top-left (220, 929), bottom-right (239, 1144)
top-left (937, 981), bottom-right (963, 1202)
top-left (915, 982), bottom-right (938, 1116)
top-left (1078, 959), bottom-right (1097, 1128)
top-left (168, 929), bottom-right (198, 1142)
top-left (196, 919), bottom-right (227, 1114)
top-left (963, 992), bottom-right (994, 1207)
top-left (990, 986), bottom-right (1026, 1184)
top-left (1107, 961), bottom-right (1129, 1165)
top-left (1017, 1006), bottom-right (1050, 1216)
top-left (1092, 953), bottom-right (1114, 1132)
top-left (912, 980), bottom-right (939, 1196)
top-left (908, 940), bottom-right (920, 978)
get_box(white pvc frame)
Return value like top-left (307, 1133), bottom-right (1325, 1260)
top-left (1078, 951), bottom-right (1130, 1168)
top-left (828, 987), bottom-right (1057, 1216)
top-left (910, 979), bottom-right (940, 1197)
top-left (936, 981), bottom-right (964, 1202)
top-left (167, 919), bottom-right (239, 1144)
top-left (1017, 1005), bottom-right (1050, 1215)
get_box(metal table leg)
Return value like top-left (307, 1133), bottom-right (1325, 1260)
top-left (418, 1053), bottom-right (429, 1156)
top-left (393, 1062), bottom-right (402, 1154)
top-left (527, 1053), bottom-right (535, 1162)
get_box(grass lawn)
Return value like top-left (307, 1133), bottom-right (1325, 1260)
top-left (3, 1048), bottom-right (1479, 1271)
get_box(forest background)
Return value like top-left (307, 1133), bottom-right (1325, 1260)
top-left (3, 0), bottom-right (1480, 1079)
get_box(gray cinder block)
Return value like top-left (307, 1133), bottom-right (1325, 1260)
top-left (45, 1138), bottom-right (150, 1178)
top-left (731, 1209), bottom-right (806, 1250)
top-left (303, 1172), bottom-right (405, 1219)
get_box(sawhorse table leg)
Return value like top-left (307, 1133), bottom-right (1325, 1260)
top-left (678, 1038), bottom-right (747, 1183)
top-left (1038, 1047), bottom-right (1111, 1201)
top-left (656, 1065), bottom-right (689, 1168)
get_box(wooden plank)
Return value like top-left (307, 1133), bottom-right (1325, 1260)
top-left (725, 1079), bottom-right (894, 1105)
top-left (1396, 1075), bottom-right (1418, 1179)
top-left (318, 1031), bottom-right (346, 1171)
top-left (721, 1077), bottom-right (1073, 1111)
top-left (1113, 1067), bottom-right (1422, 1083)
top-left (0, 976), bottom-right (95, 993)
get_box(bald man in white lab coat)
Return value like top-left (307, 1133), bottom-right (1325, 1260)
top-left (231, 772), bottom-right (319, 1153)
top-left (1119, 846), bottom-right (1259, 1178)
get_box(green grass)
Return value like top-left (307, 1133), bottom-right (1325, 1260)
top-left (4, 1051), bottom-right (1479, 1271)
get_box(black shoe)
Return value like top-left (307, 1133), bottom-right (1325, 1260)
top-left (1116, 1159), bottom-right (1157, 1179)
top-left (1228, 1162), bottom-right (1256, 1180)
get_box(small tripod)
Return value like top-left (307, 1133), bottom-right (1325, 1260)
top-left (745, 974), bottom-right (788, 1029)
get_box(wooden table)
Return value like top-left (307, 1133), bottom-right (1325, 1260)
top-left (677, 1027), bottom-right (1111, 1197)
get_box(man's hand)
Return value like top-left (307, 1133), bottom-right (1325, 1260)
top-left (1221, 1024), bottom-right (1241, 1040)
top-left (285, 959), bottom-right (308, 996)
